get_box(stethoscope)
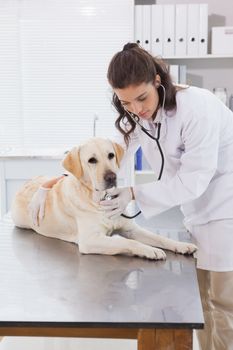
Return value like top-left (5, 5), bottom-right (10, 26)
top-left (106, 83), bottom-right (167, 219)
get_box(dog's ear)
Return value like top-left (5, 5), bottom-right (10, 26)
top-left (62, 147), bottom-right (83, 179)
top-left (112, 142), bottom-right (124, 168)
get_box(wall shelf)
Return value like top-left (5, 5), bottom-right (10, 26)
top-left (135, 170), bottom-right (154, 175)
top-left (163, 54), bottom-right (233, 59)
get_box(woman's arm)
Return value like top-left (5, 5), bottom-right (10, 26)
top-left (29, 175), bottom-right (67, 226)
top-left (41, 175), bottom-right (67, 189)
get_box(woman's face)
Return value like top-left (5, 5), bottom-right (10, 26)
top-left (114, 81), bottom-right (159, 121)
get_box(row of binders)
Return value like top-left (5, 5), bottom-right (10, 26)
top-left (135, 3), bottom-right (208, 57)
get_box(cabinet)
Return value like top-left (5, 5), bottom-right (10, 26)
top-left (134, 1), bottom-right (233, 105)
top-left (0, 152), bottom-right (64, 217)
top-left (164, 54), bottom-right (233, 104)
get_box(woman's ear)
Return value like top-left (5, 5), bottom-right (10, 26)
top-left (154, 74), bottom-right (161, 88)
top-left (62, 147), bottom-right (83, 179)
top-left (112, 142), bottom-right (124, 168)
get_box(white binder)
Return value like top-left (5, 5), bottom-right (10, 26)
top-left (179, 65), bottom-right (187, 84)
top-left (175, 4), bottom-right (187, 56)
top-left (134, 5), bottom-right (143, 46)
top-left (142, 5), bottom-right (151, 51)
top-left (198, 3), bottom-right (208, 56)
top-left (169, 64), bottom-right (179, 84)
top-left (187, 4), bottom-right (199, 56)
top-left (151, 4), bottom-right (163, 56)
top-left (163, 4), bottom-right (175, 57)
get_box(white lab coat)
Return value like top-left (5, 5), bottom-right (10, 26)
top-left (114, 86), bottom-right (233, 271)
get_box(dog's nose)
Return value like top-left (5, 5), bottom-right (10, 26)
top-left (104, 171), bottom-right (117, 187)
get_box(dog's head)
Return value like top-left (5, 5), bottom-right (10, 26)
top-left (62, 137), bottom-right (124, 191)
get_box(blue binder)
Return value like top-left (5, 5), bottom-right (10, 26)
top-left (135, 147), bottom-right (142, 170)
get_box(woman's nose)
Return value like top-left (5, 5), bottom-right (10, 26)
top-left (131, 102), bottom-right (143, 115)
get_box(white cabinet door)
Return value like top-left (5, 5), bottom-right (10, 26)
top-left (0, 158), bottom-right (63, 217)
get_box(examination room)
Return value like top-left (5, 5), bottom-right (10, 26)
top-left (0, 0), bottom-right (233, 349)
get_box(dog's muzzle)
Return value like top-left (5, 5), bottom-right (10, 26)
top-left (104, 170), bottom-right (117, 189)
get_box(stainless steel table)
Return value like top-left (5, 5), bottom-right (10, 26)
top-left (0, 215), bottom-right (204, 349)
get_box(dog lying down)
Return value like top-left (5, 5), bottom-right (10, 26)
top-left (11, 137), bottom-right (197, 261)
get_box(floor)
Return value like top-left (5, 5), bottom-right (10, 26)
top-left (0, 207), bottom-right (200, 349)
top-left (0, 334), bottom-right (199, 349)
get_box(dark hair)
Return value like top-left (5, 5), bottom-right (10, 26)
top-left (107, 43), bottom-right (177, 146)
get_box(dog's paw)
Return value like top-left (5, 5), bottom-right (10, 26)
top-left (140, 247), bottom-right (166, 261)
top-left (173, 242), bottom-right (197, 255)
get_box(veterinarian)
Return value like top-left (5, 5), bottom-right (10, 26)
top-left (30, 43), bottom-right (233, 350)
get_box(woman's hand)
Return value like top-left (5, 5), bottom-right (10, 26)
top-left (28, 186), bottom-right (50, 226)
top-left (100, 187), bottom-right (134, 220)
top-left (28, 175), bottom-right (65, 226)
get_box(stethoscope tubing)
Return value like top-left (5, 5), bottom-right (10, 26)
top-left (139, 123), bottom-right (164, 181)
top-left (121, 120), bottom-right (164, 219)
top-left (120, 84), bottom-right (166, 219)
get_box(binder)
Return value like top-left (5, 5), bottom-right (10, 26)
top-left (169, 65), bottom-right (179, 84)
top-left (142, 5), bottom-right (151, 51)
top-left (135, 147), bottom-right (142, 170)
top-left (179, 65), bottom-right (187, 84)
top-left (198, 4), bottom-right (208, 56)
top-left (175, 4), bottom-right (187, 56)
top-left (163, 4), bottom-right (175, 57)
top-left (134, 5), bottom-right (143, 46)
top-left (151, 4), bottom-right (163, 56)
top-left (187, 4), bottom-right (199, 56)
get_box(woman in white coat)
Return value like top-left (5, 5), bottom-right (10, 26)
top-left (30, 43), bottom-right (233, 350)
top-left (100, 43), bottom-right (233, 350)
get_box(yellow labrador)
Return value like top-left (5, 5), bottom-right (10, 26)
top-left (11, 137), bottom-right (197, 260)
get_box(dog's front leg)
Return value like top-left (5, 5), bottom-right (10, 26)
top-left (120, 222), bottom-right (197, 255)
top-left (78, 230), bottom-right (166, 261)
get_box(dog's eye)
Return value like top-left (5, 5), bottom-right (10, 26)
top-left (88, 157), bottom-right (97, 164)
top-left (108, 153), bottom-right (115, 160)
